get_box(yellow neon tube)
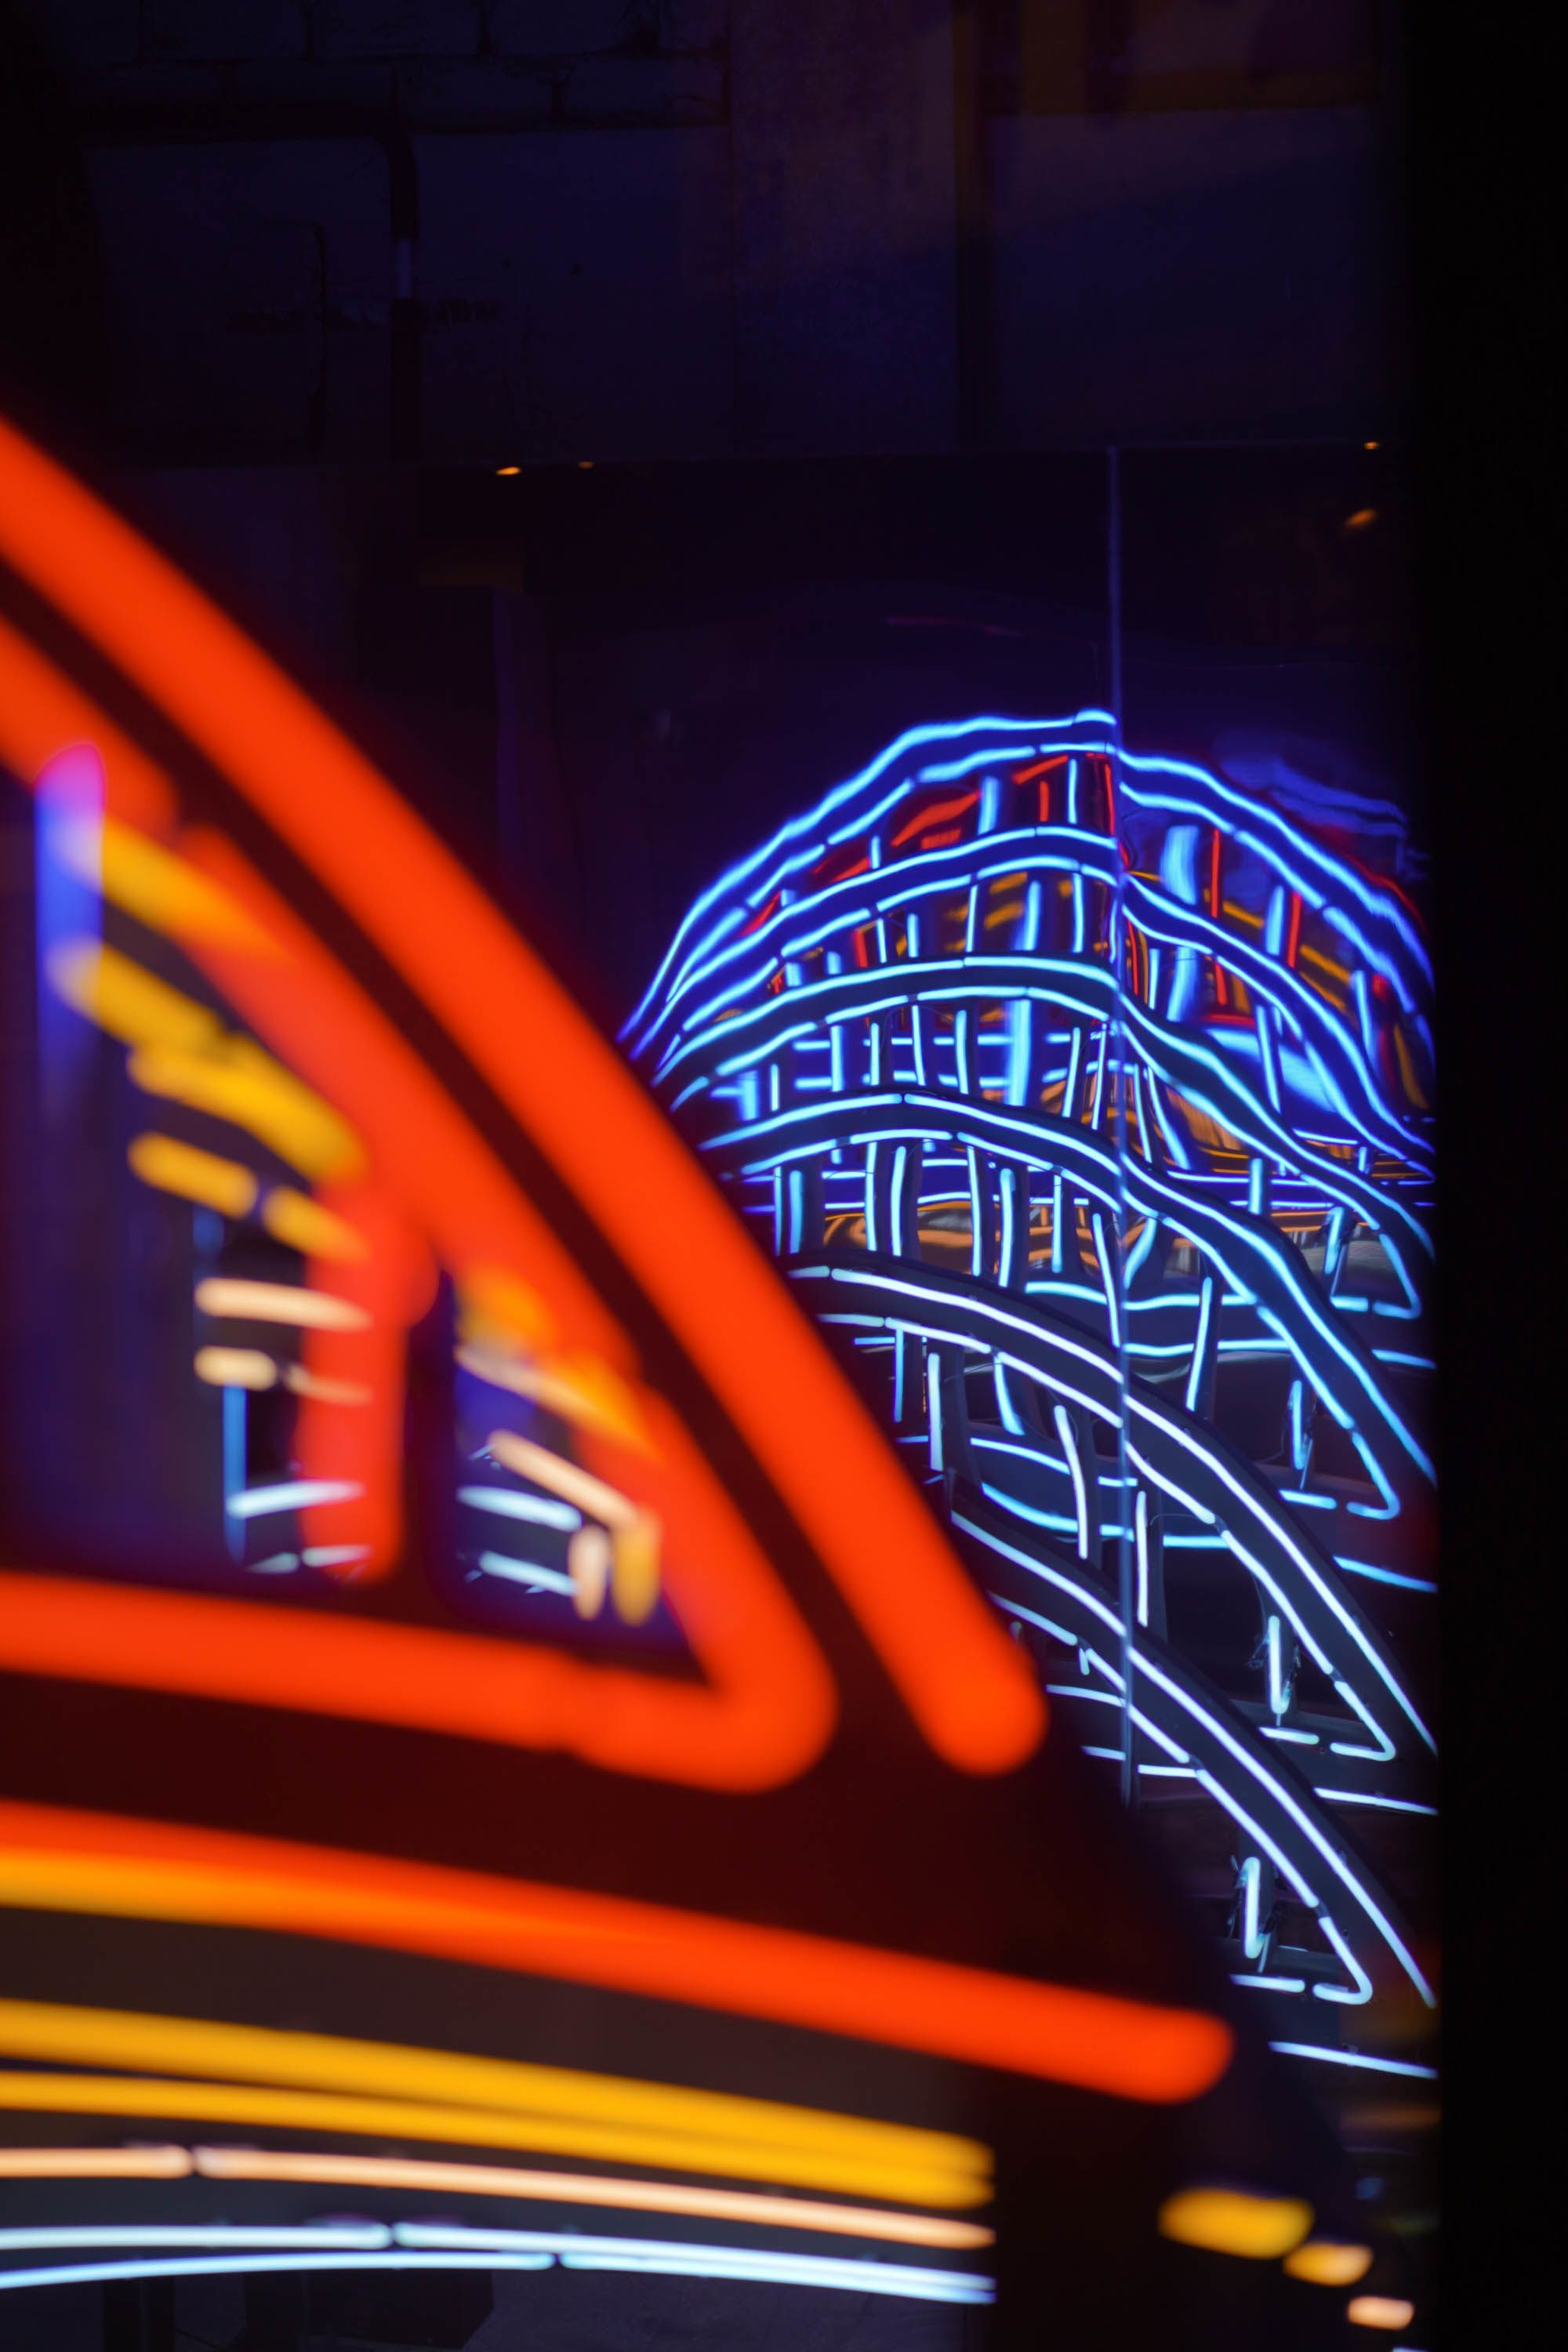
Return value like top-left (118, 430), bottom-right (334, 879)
top-left (128, 1133), bottom-right (259, 1218)
top-left (0, 2077), bottom-right (981, 2210)
top-left (0, 1999), bottom-right (989, 2210)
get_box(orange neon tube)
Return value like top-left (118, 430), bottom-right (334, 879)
top-left (0, 1802), bottom-right (1232, 2105)
top-left (0, 641), bottom-right (839, 1794)
top-left (0, 1569), bottom-right (826, 1797)
top-left (0, 416), bottom-right (1044, 1779)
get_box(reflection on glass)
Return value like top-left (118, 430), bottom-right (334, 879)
top-left (633, 700), bottom-right (1436, 2090)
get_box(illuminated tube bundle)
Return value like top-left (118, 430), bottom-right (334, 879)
top-left (632, 714), bottom-right (1437, 2062)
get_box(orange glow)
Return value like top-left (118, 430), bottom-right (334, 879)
top-left (0, 2145), bottom-right (191, 2180)
top-left (191, 2147), bottom-right (993, 2248)
top-left (1348, 2296), bottom-right (1415, 2330)
top-left (261, 1189), bottom-right (370, 1262)
top-left (1285, 2240), bottom-right (1374, 2286)
top-left (1344, 508), bottom-right (1378, 532)
top-left (1157, 2187), bottom-right (1313, 2259)
top-left (0, 2075), bottom-right (967, 2205)
top-left (0, 2143), bottom-right (992, 2245)
top-left (0, 1998), bottom-right (985, 2210)
top-left (194, 1347), bottom-right (278, 1392)
top-left (0, 1800), bottom-right (1234, 2105)
top-left (284, 1363), bottom-right (372, 1406)
top-left (495, 465), bottom-right (521, 476)
top-left (53, 805), bottom-right (279, 957)
top-left (48, 938), bottom-right (216, 1053)
top-left (0, 419), bottom-right (1042, 1777)
top-left (0, 613), bottom-right (176, 835)
top-left (488, 1428), bottom-right (637, 1526)
top-left (291, 1181), bottom-right (432, 1579)
top-left (129, 1133), bottom-right (259, 1218)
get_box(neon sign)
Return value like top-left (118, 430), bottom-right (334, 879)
top-left (632, 713), bottom-right (1438, 2066)
top-left (0, 420), bottom-right (1396, 2333)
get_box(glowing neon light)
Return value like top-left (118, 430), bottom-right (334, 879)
top-left (0, 418), bottom-right (1046, 1795)
top-left (179, 2144), bottom-right (996, 2249)
top-left (227, 1479), bottom-right (364, 1521)
top-left (0, 2239), bottom-right (995, 2306)
top-left (0, 1801), bottom-right (1232, 2104)
top-left (194, 1279), bottom-right (371, 1333)
top-left (0, 1996), bottom-right (992, 2209)
top-left (638, 706), bottom-right (1432, 2071)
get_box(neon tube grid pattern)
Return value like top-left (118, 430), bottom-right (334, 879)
top-left (633, 713), bottom-right (1436, 2063)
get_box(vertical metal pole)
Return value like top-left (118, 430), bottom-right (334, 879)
top-left (1107, 443), bottom-right (1138, 1810)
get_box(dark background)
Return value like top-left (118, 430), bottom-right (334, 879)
top-left (0, 1), bottom-right (1541, 2342)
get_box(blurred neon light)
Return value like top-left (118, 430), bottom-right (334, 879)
top-left (226, 1480), bottom-right (364, 1521)
top-left (1284, 2239), bottom-right (1374, 2285)
top-left (45, 938), bottom-right (365, 1179)
top-left (284, 1363), bottom-right (372, 1406)
top-left (0, 1799), bottom-right (1232, 2104)
top-left (44, 800), bottom-right (277, 956)
top-left (0, 1996), bottom-right (989, 2209)
top-left (0, 2225), bottom-right (387, 2252)
top-left (398, 2226), bottom-right (992, 2301)
top-left (192, 2147), bottom-right (994, 2247)
top-left (1157, 2187), bottom-right (1313, 2259)
top-left (46, 937), bottom-right (216, 1052)
top-left (0, 2147), bottom-right (190, 2180)
top-left (458, 1485), bottom-right (580, 1530)
top-left (194, 1347), bottom-right (277, 1392)
top-left (1348, 2296), bottom-right (1417, 2330)
top-left (1269, 2045), bottom-right (1436, 2079)
top-left (0, 2144), bottom-right (989, 2249)
top-left (476, 1550), bottom-right (575, 1593)
top-left (457, 1342), bottom-right (649, 1451)
top-left (260, 1189), bottom-right (369, 1262)
top-left (487, 1429), bottom-right (637, 1528)
top-left (0, 2239), bottom-right (993, 2305)
top-left (194, 1279), bottom-right (371, 1332)
top-left (0, 414), bottom-right (1045, 1783)
top-left (128, 1133), bottom-right (257, 1218)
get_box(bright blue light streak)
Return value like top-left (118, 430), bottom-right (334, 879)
top-left (221, 1386), bottom-right (246, 1562)
top-left (459, 1486), bottom-right (582, 1530)
top-left (397, 2227), bottom-right (993, 2303)
top-left (227, 1479), bottom-right (362, 1521)
top-left (0, 2239), bottom-right (993, 2307)
top-left (1315, 1789), bottom-right (1436, 1815)
top-left (1184, 1278), bottom-right (1216, 1414)
top-left (1334, 1556), bottom-right (1436, 1594)
top-left (961, 1500), bottom-right (1431, 1994)
top-left (1269, 2045), bottom-right (1437, 2080)
top-left (475, 1551), bottom-right (575, 1595)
